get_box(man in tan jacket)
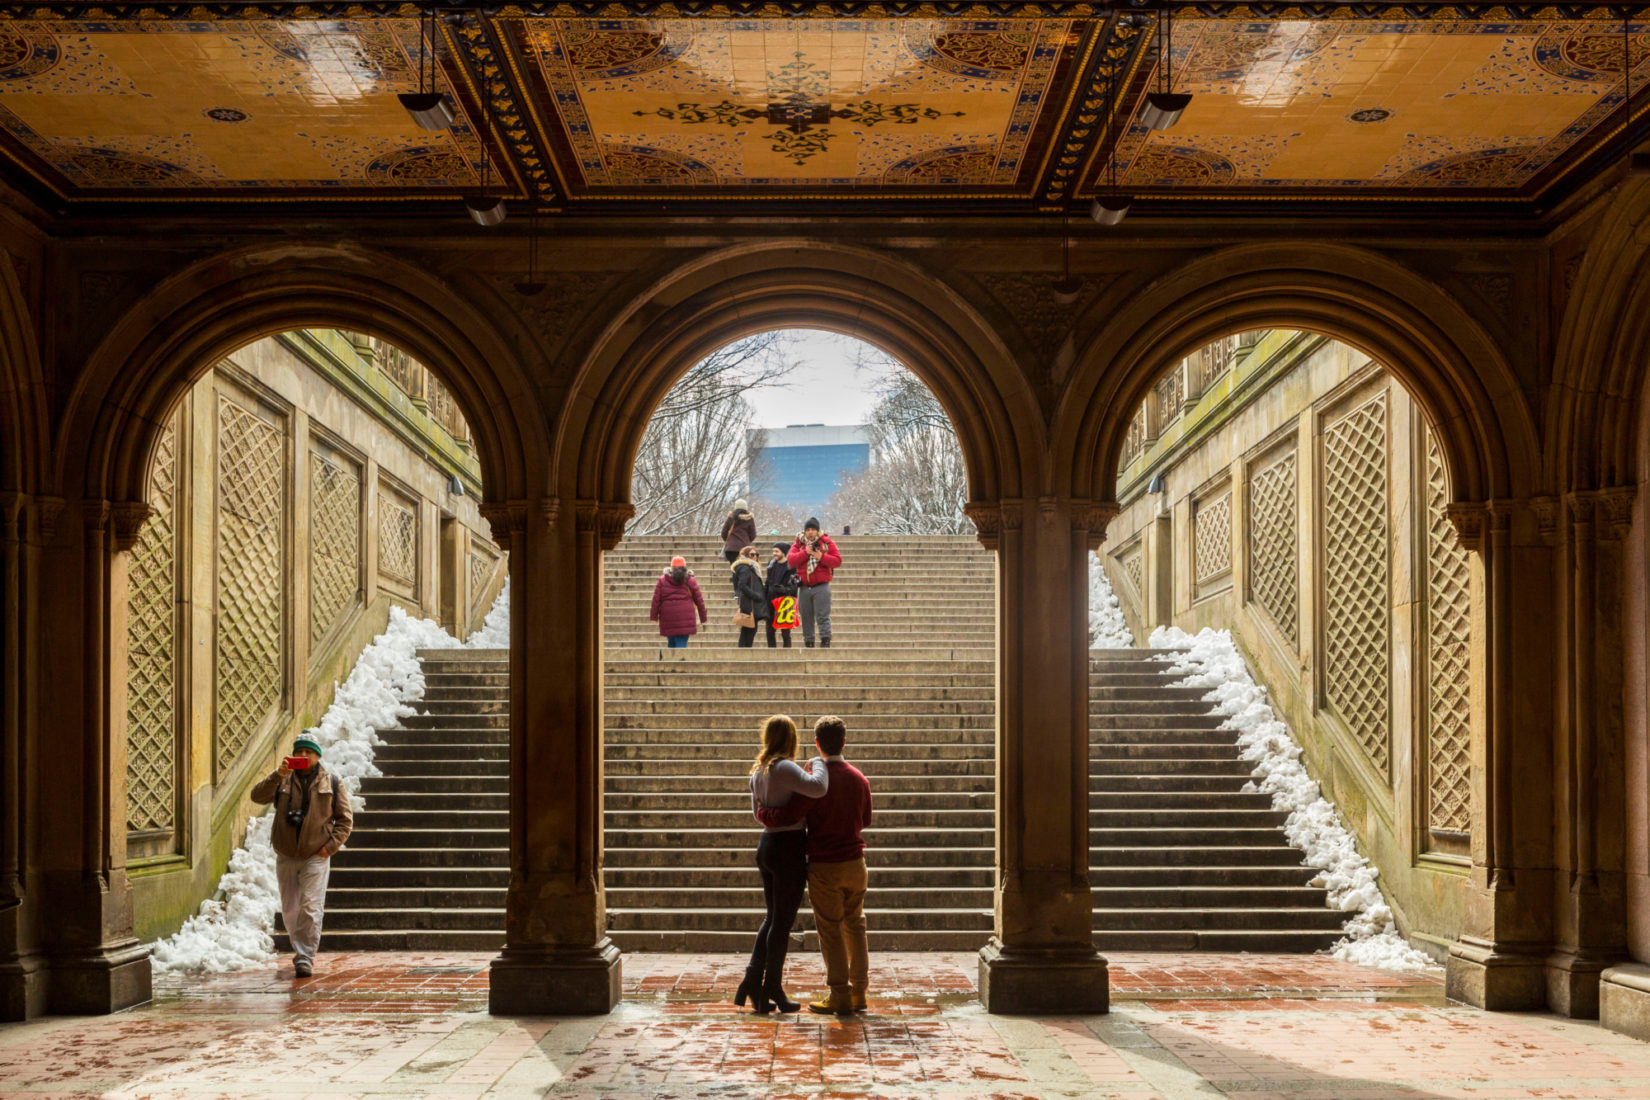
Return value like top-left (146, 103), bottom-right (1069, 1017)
top-left (251, 732), bottom-right (353, 977)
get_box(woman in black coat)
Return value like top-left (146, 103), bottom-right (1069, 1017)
top-left (730, 545), bottom-right (770, 648)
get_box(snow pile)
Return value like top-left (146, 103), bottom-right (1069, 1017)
top-left (150, 604), bottom-right (482, 973)
top-left (1089, 554), bottom-right (1134, 648)
top-left (1147, 625), bottom-right (1434, 971)
top-left (466, 576), bottom-right (510, 649)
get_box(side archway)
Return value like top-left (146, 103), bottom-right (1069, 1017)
top-left (1056, 242), bottom-right (1535, 511)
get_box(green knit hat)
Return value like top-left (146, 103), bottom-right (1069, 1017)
top-left (292, 731), bottom-right (322, 757)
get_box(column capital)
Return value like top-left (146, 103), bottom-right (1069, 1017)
top-left (0, 492), bottom-right (23, 542)
top-left (574, 499), bottom-right (633, 552)
top-left (110, 502), bottom-right (155, 553)
top-left (32, 497), bottom-right (65, 544)
top-left (479, 500), bottom-right (529, 542)
top-left (1569, 486), bottom-right (1635, 541)
top-left (1528, 496), bottom-right (1561, 546)
top-left (79, 499), bottom-right (111, 534)
top-left (1072, 499), bottom-right (1121, 552)
top-left (1445, 499), bottom-right (1512, 553)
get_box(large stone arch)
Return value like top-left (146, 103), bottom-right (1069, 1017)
top-left (1055, 242), bottom-right (1535, 510)
top-left (554, 240), bottom-right (1041, 510)
top-left (60, 243), bottom-right (547, 509)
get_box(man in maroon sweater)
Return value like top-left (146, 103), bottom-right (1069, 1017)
top-left (756, 714), bottom-right (873, 1014)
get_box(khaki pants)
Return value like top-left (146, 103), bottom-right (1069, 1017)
top-left (808, 857), bottom-right (868, 997)
top-left (276, 853), bottom-right (331, 966)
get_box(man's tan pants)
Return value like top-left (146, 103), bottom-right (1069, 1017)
top-left (808, 857), bottom-right (868, 997)
top-left (276, 853), bottom-right (331, 967)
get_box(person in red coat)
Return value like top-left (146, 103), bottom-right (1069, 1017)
top-left (650, 556), bottom-right (707, 648)
top-left (787, 518), bottom-right (842, 648)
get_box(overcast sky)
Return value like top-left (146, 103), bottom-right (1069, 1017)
top-left (744, 329), bottom-right (902, 429)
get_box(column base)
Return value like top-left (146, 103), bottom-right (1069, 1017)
top-left (1601, 963), bottom-right (1650, 1040)
top-left (489, 939), bottom-right (621, 1016)
top-left (978, 938), bottom-right (1108, 1015)
top-left (0, 952), bottom-right (47, 1021)
top-left (1545, 949), bottom-right (1612, 1019)
top-left (1445, 936), bottom-right (1546, 1010)
top-left (47, 938), bottom-right (151, 1015)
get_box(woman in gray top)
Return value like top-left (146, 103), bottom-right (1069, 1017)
top-left (738, 713), bottom-right (828, 1014)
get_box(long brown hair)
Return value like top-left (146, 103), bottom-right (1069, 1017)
top-left (750, 714), bottom-right (799, 775)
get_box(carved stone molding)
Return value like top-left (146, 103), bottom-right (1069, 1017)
top-left (1445, 501), bottom-right (1488, 553)
top-left (574, 500), bottom-right (634, 552)
top-left (33, 496), bottom-right (65, 544)
top-left (963, 501), bottom-right (1001, 551)
top-left (1528, 496), bottom-right (1561, 546)
top-left (541, 497), bottom-right (560, 533)
top-left (1074, 499), bottom-right (1121, 552)
top-left (1001, 499), bottom-right (1024, 533)
top-left (80, 498), bottom-right (112, 535)
top-left (0, 492), bottom-right (22, 542)
top-left (479, 500), bottom-right (529, 543)
top-left (110, 501), bottom-right (155, 553)
top-left (1570, 486), bottom-right (1635, 541)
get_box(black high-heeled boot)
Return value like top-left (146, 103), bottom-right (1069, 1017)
top-left (764, 983), bottom-right (801, 1013)
top-left (734, 966), bottom-right (763, 1009)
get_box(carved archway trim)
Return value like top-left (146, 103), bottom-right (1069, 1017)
top-left (1055, 242), bottom-right (1536, 511)
top-left (58, 243), bottom-right (548, 509)
top-left (555, 241), bottom-right (1039, 509)
top-left (1548, 180), bottom-right (1650, 493)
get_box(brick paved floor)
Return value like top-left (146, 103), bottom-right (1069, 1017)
top-left (2, 951), bottom-right (1649, 1098)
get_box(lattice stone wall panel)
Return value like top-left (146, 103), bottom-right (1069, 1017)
top-left (1248, 450), bottom-right (1299, 646)
top-left (1321, 391), bottom-right (1391, 779)
top-left (1118, 546), bottom-right (1144, 605)
top-left (215, 395), bottom-right (286, 777)
top-left (1194, 492), bottom-right (1233, 584)
top-left (1424, 426), bottom-right (1473, 836)
top-left (469, 547), bottom-right (497, 614)
top-left (378, 492), bottom-right (417, 587)
top-left (309, 450), bottom-right (361, 643)
top-left (127, 412), bottom-right (179, 835)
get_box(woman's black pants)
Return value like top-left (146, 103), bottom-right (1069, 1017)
top-left (749, 829), bottom-right (807, 990)
top-left (738, 624), bottom-right (758, 647)
top-left (724, 549), bottom-right (739, 563)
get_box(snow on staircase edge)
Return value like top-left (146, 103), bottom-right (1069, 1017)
top-left (149, 583), bottom-right (511, 973)
top-left (1146, 624), bottom-right (1435, 972)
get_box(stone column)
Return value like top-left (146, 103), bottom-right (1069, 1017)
top-left (1447, 499), bottom-right (1551, 1009)
top-left (37, 500), bottom-right (151, 1015)
top-left (487, 497), bottom-right (624, 1015)
top-left (971, 497), bottom-right (1110, 1014)
top-left (0, 492), bottom-right (42, 1020)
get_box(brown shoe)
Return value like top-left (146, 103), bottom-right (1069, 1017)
top-left (808, 991), bottom-right (854, 1015)
top-left (851, 991), bottom-right (867, 1012)
top-left (293, 960), bottom-right (312, 978)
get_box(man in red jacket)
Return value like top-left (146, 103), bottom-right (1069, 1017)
top-left (757, 713), bottom-right (873, 1014)
top-left (787, 517), bottom-right (842, 648)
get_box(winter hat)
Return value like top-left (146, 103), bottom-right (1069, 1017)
top-left (805, 517), bottom-right (821, 532)
top-left (774, 542), bottom-right (789, 553)
top-left (734, 498), bottom-right (748, 512)
top-left (670, 556), bottom-right (686, 568)
top-left (293, 732), bottom-right (322, 757)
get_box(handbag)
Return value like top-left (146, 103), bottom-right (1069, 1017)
top-left (733, 610), bottom-right (756, 629)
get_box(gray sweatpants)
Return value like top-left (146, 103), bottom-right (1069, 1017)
top-left (276, 852), bottom-right (331, 966)
top-left (799, 583), bottom-right (832, 643)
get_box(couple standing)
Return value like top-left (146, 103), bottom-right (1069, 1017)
top-left (741, 714), bottom-right (872, 1015)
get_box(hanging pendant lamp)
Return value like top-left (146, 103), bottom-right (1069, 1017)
top-left (465, 80), bottom-right (506, 227)
top-left (1140, 6), bottom-right (1191, 131)
top-left (1092, 52), bottom-right (1131, 226)
top-left (400, 6), bottom-right (456, 131)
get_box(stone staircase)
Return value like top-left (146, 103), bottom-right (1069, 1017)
top-left (1088, 649), bottom-right (1345, 952)
top-left (602, 535), bottom-right (996, 951)
top-left (298, 534), bottom-right (1350, 955)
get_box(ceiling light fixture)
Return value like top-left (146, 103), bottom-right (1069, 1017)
top-left (400, 6), bottom-right (456, 131)
top-left (1093, 48), bottom-right (1132, 226)
top-left (465, 79), bottom-right (506, 227)
top-left (1139, 5), bottom-right (1191, 131)
top-left (514, 211), bottom-right (548, 295)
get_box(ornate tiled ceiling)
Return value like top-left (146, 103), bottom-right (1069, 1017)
top-left (1098, 18), bottom-right (1650, 196)
top-left (0, 7), bottom-right (1643, 212)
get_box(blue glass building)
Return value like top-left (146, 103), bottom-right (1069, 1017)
top-left (747, 424), bottom-right (870, 519)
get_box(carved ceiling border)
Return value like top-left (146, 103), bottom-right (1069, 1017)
top-left (0, 5), bottom-right (1626, 20)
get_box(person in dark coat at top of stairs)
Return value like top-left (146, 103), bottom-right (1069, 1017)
top-left (731, 545), bottom-right (770, 648)
top-left (649, 556), bottom-right (707, 648)
top-left (721, 498), bottom-right (758, 563)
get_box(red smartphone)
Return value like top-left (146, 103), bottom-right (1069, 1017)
top-left (282, 756), bottom-right (311, 771)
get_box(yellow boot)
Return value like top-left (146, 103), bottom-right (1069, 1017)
top-left (851, 989), bottom-right (868, 1012)
top-left (808, 987), bottom-right (854, 1015)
